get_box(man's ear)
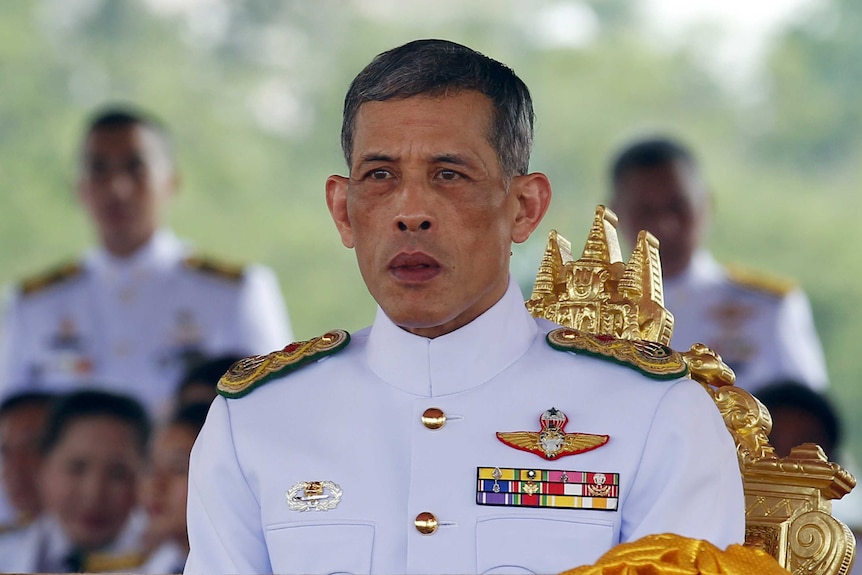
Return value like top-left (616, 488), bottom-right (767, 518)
top-left (326, 175), bottom-right (355, 249)
top-left (510, 172), bottom-right (552, 244)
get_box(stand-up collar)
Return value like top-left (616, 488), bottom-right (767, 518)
top-left (366, 278), bottom-right (538, 397)
top-left (84, 229), bottom-right (186, 279)
top-left (664, 250), bottom-right (722, 292)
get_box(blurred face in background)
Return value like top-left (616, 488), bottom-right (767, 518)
top-left (139, 423), bottom-right (196, 549)
top-left (77, 123), bottom-right (176, 258)
top-left (0, 403), bottom-right (49, 519)
top-left (611, 160), bottom-right (709, 279)
top-left (39, 415), bottom-right (144, 551)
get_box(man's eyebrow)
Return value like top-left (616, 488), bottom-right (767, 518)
top-left (357, 152), bottom-right (395, 164)
top-left (432, 153), bottom-right (473, 167)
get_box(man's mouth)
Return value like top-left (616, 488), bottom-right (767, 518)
top-left (388, 252), bottom-right (442, 282)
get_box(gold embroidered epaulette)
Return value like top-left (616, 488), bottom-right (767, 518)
top-left (725, 263), bottom-right (796, 297)
top-left (0, 519), bottom-right (26, 536)
top-left (83, 551), bottom-right (146, 572)
top-left (184, 254), bottom-right (245, 282)
top-left (547, 327), bottom-right (689, 380)
top-left (19, 261), bottom-right (82, 296)
top-left (218, 330), bottom-right (351, 398)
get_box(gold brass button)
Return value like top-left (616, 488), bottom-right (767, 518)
top-left (421, 408), bottom-right (446, 430)
top-left (414, 511), bottom-right (438, 535)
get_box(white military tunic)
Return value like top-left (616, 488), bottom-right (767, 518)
top-left (665, 251), bottom-right (828, 393)
top-left (185, 280), bottom-right (744, 575)
top-left (0, 229), bottom-right (293, 415)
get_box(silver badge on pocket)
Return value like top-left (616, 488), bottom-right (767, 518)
top-left (286, 480), bottom-right (342, 512)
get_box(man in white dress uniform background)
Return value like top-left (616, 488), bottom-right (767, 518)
top-left (608, 136), bottom-right (828, 393)
top-left (184, 39), bottom-right (745, 575)
top-left (0, 106), bottom-right (293, 414)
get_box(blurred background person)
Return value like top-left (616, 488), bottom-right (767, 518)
top-left (608, 135), bottom-right (828, 393)
top-left (0, 106), bottom-right (294, 417)
top-left (137, 402), bottom-right (208, 574)
top-left (0, 389), bottom-right (150, 573)
top-left (174, 354), bottom-right (243, 410)
top-left (755, 379), bottom-right (862, 560)
top-left (757, 380), bottom-right (840, 459)
top-left (0, 392), bottom-right (54, 530)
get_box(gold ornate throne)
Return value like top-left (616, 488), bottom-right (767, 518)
top-left (527, 205), bottom-right (857, 575)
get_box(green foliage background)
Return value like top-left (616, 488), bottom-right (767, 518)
top-left (2, 0), bottom-right (861, 464)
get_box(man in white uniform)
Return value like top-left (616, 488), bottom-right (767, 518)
top-left (0, 107), bottom-right (293, 416)
top-left (609, 136), bottom-right (828, 393)
top-left (184, 40), bottom-right (745, 575)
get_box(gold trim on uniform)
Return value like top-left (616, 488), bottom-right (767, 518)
top-left (217, 330), bottom-right (351, 398)
top-left (83, 551), bottom-right (147, 572)
top-left (724, 263), bottom-right (796, 297)
top-left (19, 262), bottom-right (82, 296)
top-left (547, 328), bottom-right (688, 380)
top-left (183, 254), bottom-right (245, 282)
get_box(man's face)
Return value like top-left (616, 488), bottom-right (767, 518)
top-left (139, 423), bottom-right (196, 545)
top-left (39, 416), bottom-right (143, 551)
top-left (611, 161), bottom-right (708, 279)
top-left (327, 91), bottom-right (550, 338)
top-left (0, 404), bottom-right (48, 518)
top-left (77, 124), bottom-right (176, 257)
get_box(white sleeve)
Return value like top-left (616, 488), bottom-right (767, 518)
top-left (0, 286), bottom-right (28, 400)
top-left (237, 265), bottom-right (293, 355)
top-left (621, 379), bottom-right (746, 548)
top-left (185, 398), bottom-right (273, 575)
top-left (774, 288), bottom-right (829, 390)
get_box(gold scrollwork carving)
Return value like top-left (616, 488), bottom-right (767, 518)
top-left (788, 511), bottom-right (856, 575)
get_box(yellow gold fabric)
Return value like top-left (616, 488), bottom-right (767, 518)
top-left (559, 533), bottom-right (790, 575)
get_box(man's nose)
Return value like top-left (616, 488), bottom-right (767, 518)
top-left (393, 179), bottom-right (434, 232)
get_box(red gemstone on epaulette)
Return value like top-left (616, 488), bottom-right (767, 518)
top-left (283, 342), bottom-right (301, 353)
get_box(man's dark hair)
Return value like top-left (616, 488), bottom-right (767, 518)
top-left (609, 136), bottom-right (698, 189)
top-left (40, 389), bottom-right (151, 456)
top-left (177, 354), bottom-right (244, 397)
top-left (169, 401), bottom-right (210, 439)
top-left (0, 391), bottom-right (55, 419)
top-left (341, 39), bottom-right (534, 178)
top-left (756, 381), bottom-right (842, 455)
top-left (82, 104), bottom-right (174, 163)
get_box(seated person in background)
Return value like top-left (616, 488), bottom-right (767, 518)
top-left (0, 392), bottom-right (54, 530)
top-left (174, 355), bottom-right (244, 409)
top-left (184, 39), bottom-right (744, 575)
top-left (608, 135), bottom-right (828, 393)
top-left (138, 402), bottom-right (208, 574)
top-left (756, 380), bottom-right (862, 571)
top-left (0, 389), bottom-right (150, 573)
top-left (0, 106), bottom-right (293, 416)
top-left (756, 380), bottom-right (840, 459)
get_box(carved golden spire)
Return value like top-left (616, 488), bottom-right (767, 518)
top-left (525, 205), bottom-right (673, 345)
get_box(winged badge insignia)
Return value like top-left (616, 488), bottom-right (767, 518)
top-left (496, 407), bottom-right (609, 460)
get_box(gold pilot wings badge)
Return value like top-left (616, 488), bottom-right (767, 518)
top-left (496, 407), bottom-right (608, 460)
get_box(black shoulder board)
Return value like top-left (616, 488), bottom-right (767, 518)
top-left (218, 330), bottom-right (351, 398)
top-left (184, 255), bottom-right (245, 282)
top-left (19, 261), bottom-right (83, 296)
top-left (547, 328), bottom-right (689, 380)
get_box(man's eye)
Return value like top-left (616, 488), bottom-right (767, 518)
top-left (438, 170), bottom-right (460, 181)
top-left (369, 169), bottom-right (390, 180)
top-left (88, 161), bottom-right (109, 177)
top-left (126, 158), bottom-right (146, 177)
